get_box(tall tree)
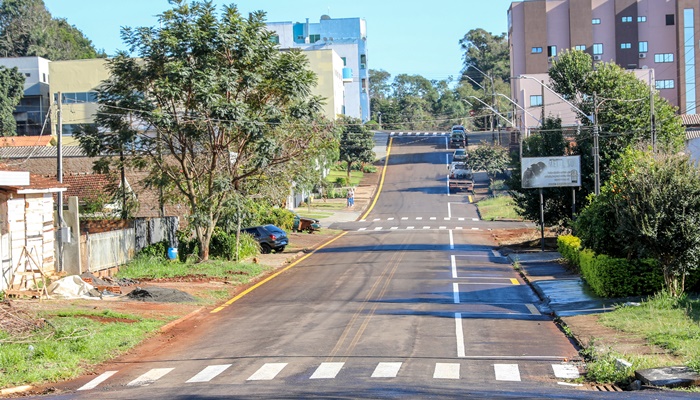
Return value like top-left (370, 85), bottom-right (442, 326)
top-left (338, 116), bottom-right (374, 180)
top-left (75, 1), bottom-right (336, 261)
top-left (0, 65), bottom-right (25, 136)
top-left (469, 142), bottom-right (510, 185)
top-left (0, 0), bottom-right (104, 60)
top-left (459, 28), bottom-right (510, 85)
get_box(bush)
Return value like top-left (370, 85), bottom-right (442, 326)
top-left (260, 208), bottom-right (295, 231)
top-left (579, 249), bottom-right (664, 298)
top-left (210, 228), bottom-right (236, 260)
top-left (335, 177), bottom-right (347, 187)
top-left (361, 163), bottom-right (377, 173)
top-left (236, 231), bottom-right (260, 260)
top-left (177, 230), bottom-right (199, 262)
top-left (557, 235), bottom-right (581, 268)
top-left (137, 240), bottom-right (169, 259)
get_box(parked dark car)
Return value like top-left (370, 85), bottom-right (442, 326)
top-left (241, 224), bottom-right (288, 254)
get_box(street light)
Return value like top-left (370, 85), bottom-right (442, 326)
top-left (377, 111), bottom-right (382, 130)
top-left (467, 64), bottom-right (497, 131)
top-left (467, 96), bottom-right (514, 127)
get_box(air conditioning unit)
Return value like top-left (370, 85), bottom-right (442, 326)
top-left (639, 52), bottom-right (647, 59)
top-left (593, 55), bottom-right (602, 61)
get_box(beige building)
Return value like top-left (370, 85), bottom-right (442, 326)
top-left (49, 58), bottom-right (110, 145)
top-left (304, 49), bottom-right (346, 120)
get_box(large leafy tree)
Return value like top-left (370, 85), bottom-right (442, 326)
top-left (0, 65), bottom-right (25, 136)
top-left (75, 1), bottom-right (336, 261)
top-left (459, 28), bottom-right (510, 86)
top-left (469, 142), bottom-right (509, 184)
top-left (578, 148), bottom-right (700, 296)
top-left (549, 50), bottom-right (685, 191)
top-left (338, 116), bottom-right (374, 180)
top-left (0, 0), bottom-right (104, 60)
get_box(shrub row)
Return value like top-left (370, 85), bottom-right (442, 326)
top-left (557, 235), bottom-right (664, 298)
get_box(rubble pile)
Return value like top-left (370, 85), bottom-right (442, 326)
top-left (126, 286), bottom-right (196, 303)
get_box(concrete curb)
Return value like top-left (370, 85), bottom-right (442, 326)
top-left (0, 385), bottom-right (33, 396)
top-left (160, 307), bottom-right (205, 332)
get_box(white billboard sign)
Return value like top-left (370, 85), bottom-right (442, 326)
top-left (521, 156), bottom-right (581, 188)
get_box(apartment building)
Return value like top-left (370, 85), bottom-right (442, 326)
top-left (267, 15), bottom-right (370, 122)
top-left (508, 0), bottom-right (693, 129)
top-left (0, 57), bottom-right (51, 136)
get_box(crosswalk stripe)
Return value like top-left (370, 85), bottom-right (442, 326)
top-left (186, 364), bottom-right (232, 383)
top-left (430, 217), bottom-right (437, 220)
top-left (494, 364), bottom-right (521, 381)
top-left (310, 362), bottom-right (345, 379)
top-left (433, 363), bottom-right (460, 379)
top-left (458, 217), bottom-right (465, 221)
top-left (247, 363), bottom-right (288, 381)
top-left (358, 228), bottom-right (367, 231)
top-left (127, 368), bottom-right (174, 387)
top-left (373, 218), bottom-right (381, 221)
top-left (387, 217), bottom-right (395, 221)
top-left (455, 227), bottom-right (463, 230)
top-left (371, 362), bottom-right (403, 378)
top-left (77, 371), bottom-right (118, 391)
top-left (552, 364), bottom-right (580, 379)
top-left (390, 227), bottom-right (398, 230)
top-left (423, 226), bottom-right (431, 229)
top-left (374, 227), bottom-right (383, 231)
top-left (439, 226), bottom-right (447, 230)
top-left (416, 217), bottom-right (423, 220)
top-left (407, 226), bottom-right (414, 230)
top-left (401, 217), bottom-right (408, 220)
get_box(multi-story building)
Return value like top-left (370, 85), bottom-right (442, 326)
top-left (508, 0), bottom-right (694, 129)
top-left (304, 49), bottom-right (347, 120)
top-left (0, 57), bottom-right (51, 136)
top-left (267, 15), bottom-right (370, 122)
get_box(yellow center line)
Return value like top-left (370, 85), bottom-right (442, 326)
top-left (510, 278), bottom-right (520, 285)
top-left (210, 232), bottom-right (348, 313)
top-left (360, 137), bottom-right (393, 220)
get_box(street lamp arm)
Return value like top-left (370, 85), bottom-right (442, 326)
top-left (496, 93), bottom-right (542, 125)
top-left (467, 96), bottom-right (514, 127)
top-left (516, 75), bottom-right (593, 123)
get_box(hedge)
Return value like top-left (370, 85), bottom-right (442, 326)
top-left (557, 235), bottom-right (664, 298)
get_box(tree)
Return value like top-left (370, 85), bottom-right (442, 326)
top-left (0, 0), bottom-right (104, 60)
top-left (75, 1), bottom-right (336, 261)
top-left (578, 147), bottom-right (700, 296)
top-left (0, 65), bottom-right (25, 136)
top-left (459, 29), bottom-right (510, 85)
top-left (369, 69), bottom-right (392, 100)
top-left (338, 116), bottom-right (374, 181)
top-left (468, 142), bottom-right (509, 184)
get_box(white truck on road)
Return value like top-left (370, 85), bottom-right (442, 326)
top-left (448, 161), bottom-right (474, 193)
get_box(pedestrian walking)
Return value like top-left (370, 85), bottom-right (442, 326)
top-left (349, 188), bottom-right (355, 207)
top-left (346, 188), bottom-right (352, 207)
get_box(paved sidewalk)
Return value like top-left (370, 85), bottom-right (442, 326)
top-left (508, 251), bottom-right (623, 317)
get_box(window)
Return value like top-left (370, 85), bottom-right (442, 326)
top-left (530, 95), bottom-right (543, 107)
top-left (341, 57), bottom-right (347, 66)
top-left (639, 41), bottom-right (648, 52)
top-left (547, 45), bottom-right (557, 57)
top-left (531, 47), bottom-right (543, 54)
top-left (621, 16), bottom-right (632, 23)
top-left (361, 79), bottom-right (366, 90)
top-left (24, 73), bottom-right (30, 77)
top-left (574, 45), bottom-right (586, 51)
top-left (666, 14), bottom-right (675, 26)
top-left (270, 35), bottom-right (279, 44)
top-left (655, 79), bottom-right (675, 89)
top-left (55, 92), bottom-right (99, 104)
top-left (620, 43), bottom-right (631, 49)
top-left (42, 73), bottom-right (47, 83)
top-left (309, 34), bottom-right (320, 43)
top-left (360, 54), bottom-right (367, 69)
top-left (592, 18), bottom-right (601, 25)
top-left (593, 43), bottom-right (603, 55)
top-left (654, 53), bottom-right (674, 63)
top-left (638, 16), bottom-right (647, 22)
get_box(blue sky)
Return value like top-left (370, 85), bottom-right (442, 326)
top-left (43, 0), bottom-right (513, 81)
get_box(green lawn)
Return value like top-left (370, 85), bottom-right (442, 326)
top-left (325, 170), bottom-right (363, 186)
top-left (477, 195), bottom-right (522, 221)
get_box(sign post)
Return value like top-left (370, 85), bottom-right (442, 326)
top-left (521, 156), bottom-right (582, 251)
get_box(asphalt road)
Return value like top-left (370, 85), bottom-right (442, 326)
top-left (40, 136), bottom-right (694, 399)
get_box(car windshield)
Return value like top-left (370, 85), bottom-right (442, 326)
top-left (454, 164), bottom-right (469, 170)
top-left (264, 225), bottom-right (285, 234)
top-left (455, 150), bottom-right (465, 155)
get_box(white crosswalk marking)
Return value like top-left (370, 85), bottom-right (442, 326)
top-left (387, 217), bottom-right (395, 221)
top-left (471, 227), bottom-right (479, 230)
top-left (472, 218), bottom-right (479, 221)
top-left (439, 226), bottom-right (447, 230)
top-left (552, 364), bottom-right (580, 379)
top-left (401, 217), bottom-right (408, 220)
top-left (247, 363), bottom-right (287, 381)
top-left (390, 227), bottom-right (398, 230)
top-left (494, 364), bottom-right (521, 381)
top-left (127, 368), bottom-right (174, 387)
top-left (455, 227), bottom-right (463, 230)
top-left (433, 363), bottom-right (460, 379)
top-left (358, 228), bottom-right (367, 231)
top-left (78, 370), bottom-right (118, 391)
top-left (186, 364), bottom-right (231, 383)
top-left (374, 227), bottom-right (383, 231)
top-left (373, 218), bottom-right (381, 221)
top-left (444, 217), bottom-right (450, 220)
top-left (372, 362), bottom-right (403, 378)
top-left (430, 217), bottom-right (437, 220)
top-left (407, 226), bottom-right (415, 230)
top-left (416, 217), bottom-right (423, 220)
top-left (310, 362), bottom-right (345, 379)
top-left (458, 217), bottom-right (465, 221)
top-left (423, 226), bottom-right (430, 229)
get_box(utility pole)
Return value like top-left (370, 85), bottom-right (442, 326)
top-left (56, 92), bottom-right (64, 272)
top-left (593, 92), bottom-right (600, 196)
top-left (540, 80), bottom-right (546, 123)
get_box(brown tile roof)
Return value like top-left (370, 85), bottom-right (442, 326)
top-left (62, 174), bottom-right (115, 202)
top-left (0, 136), bottom-right (53, 147)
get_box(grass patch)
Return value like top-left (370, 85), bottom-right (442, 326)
top-left (477, 195), bottom-right (522, 221)
top-left (325, 170), bottom-right (363, 186)
top-left (296, 211), bottom-right (333, 220)
top-left (0, 309), bottom-right (162, 388)
top-left (304, 201), bottom-right (348, 211)
top-left (116, 256), bottom-right (269, 284)
top-left (598, 293), bottom-right (700, 370)
top-left (196, 289), bottom-right (233, 305)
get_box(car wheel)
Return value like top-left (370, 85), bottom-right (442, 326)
top-left (260, 244), bottom-right (272, 254)
top-left (274, 246), bottom-right (285, 253)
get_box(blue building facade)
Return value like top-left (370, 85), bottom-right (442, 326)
top-left (267, 15), bottom-right (370, 122)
